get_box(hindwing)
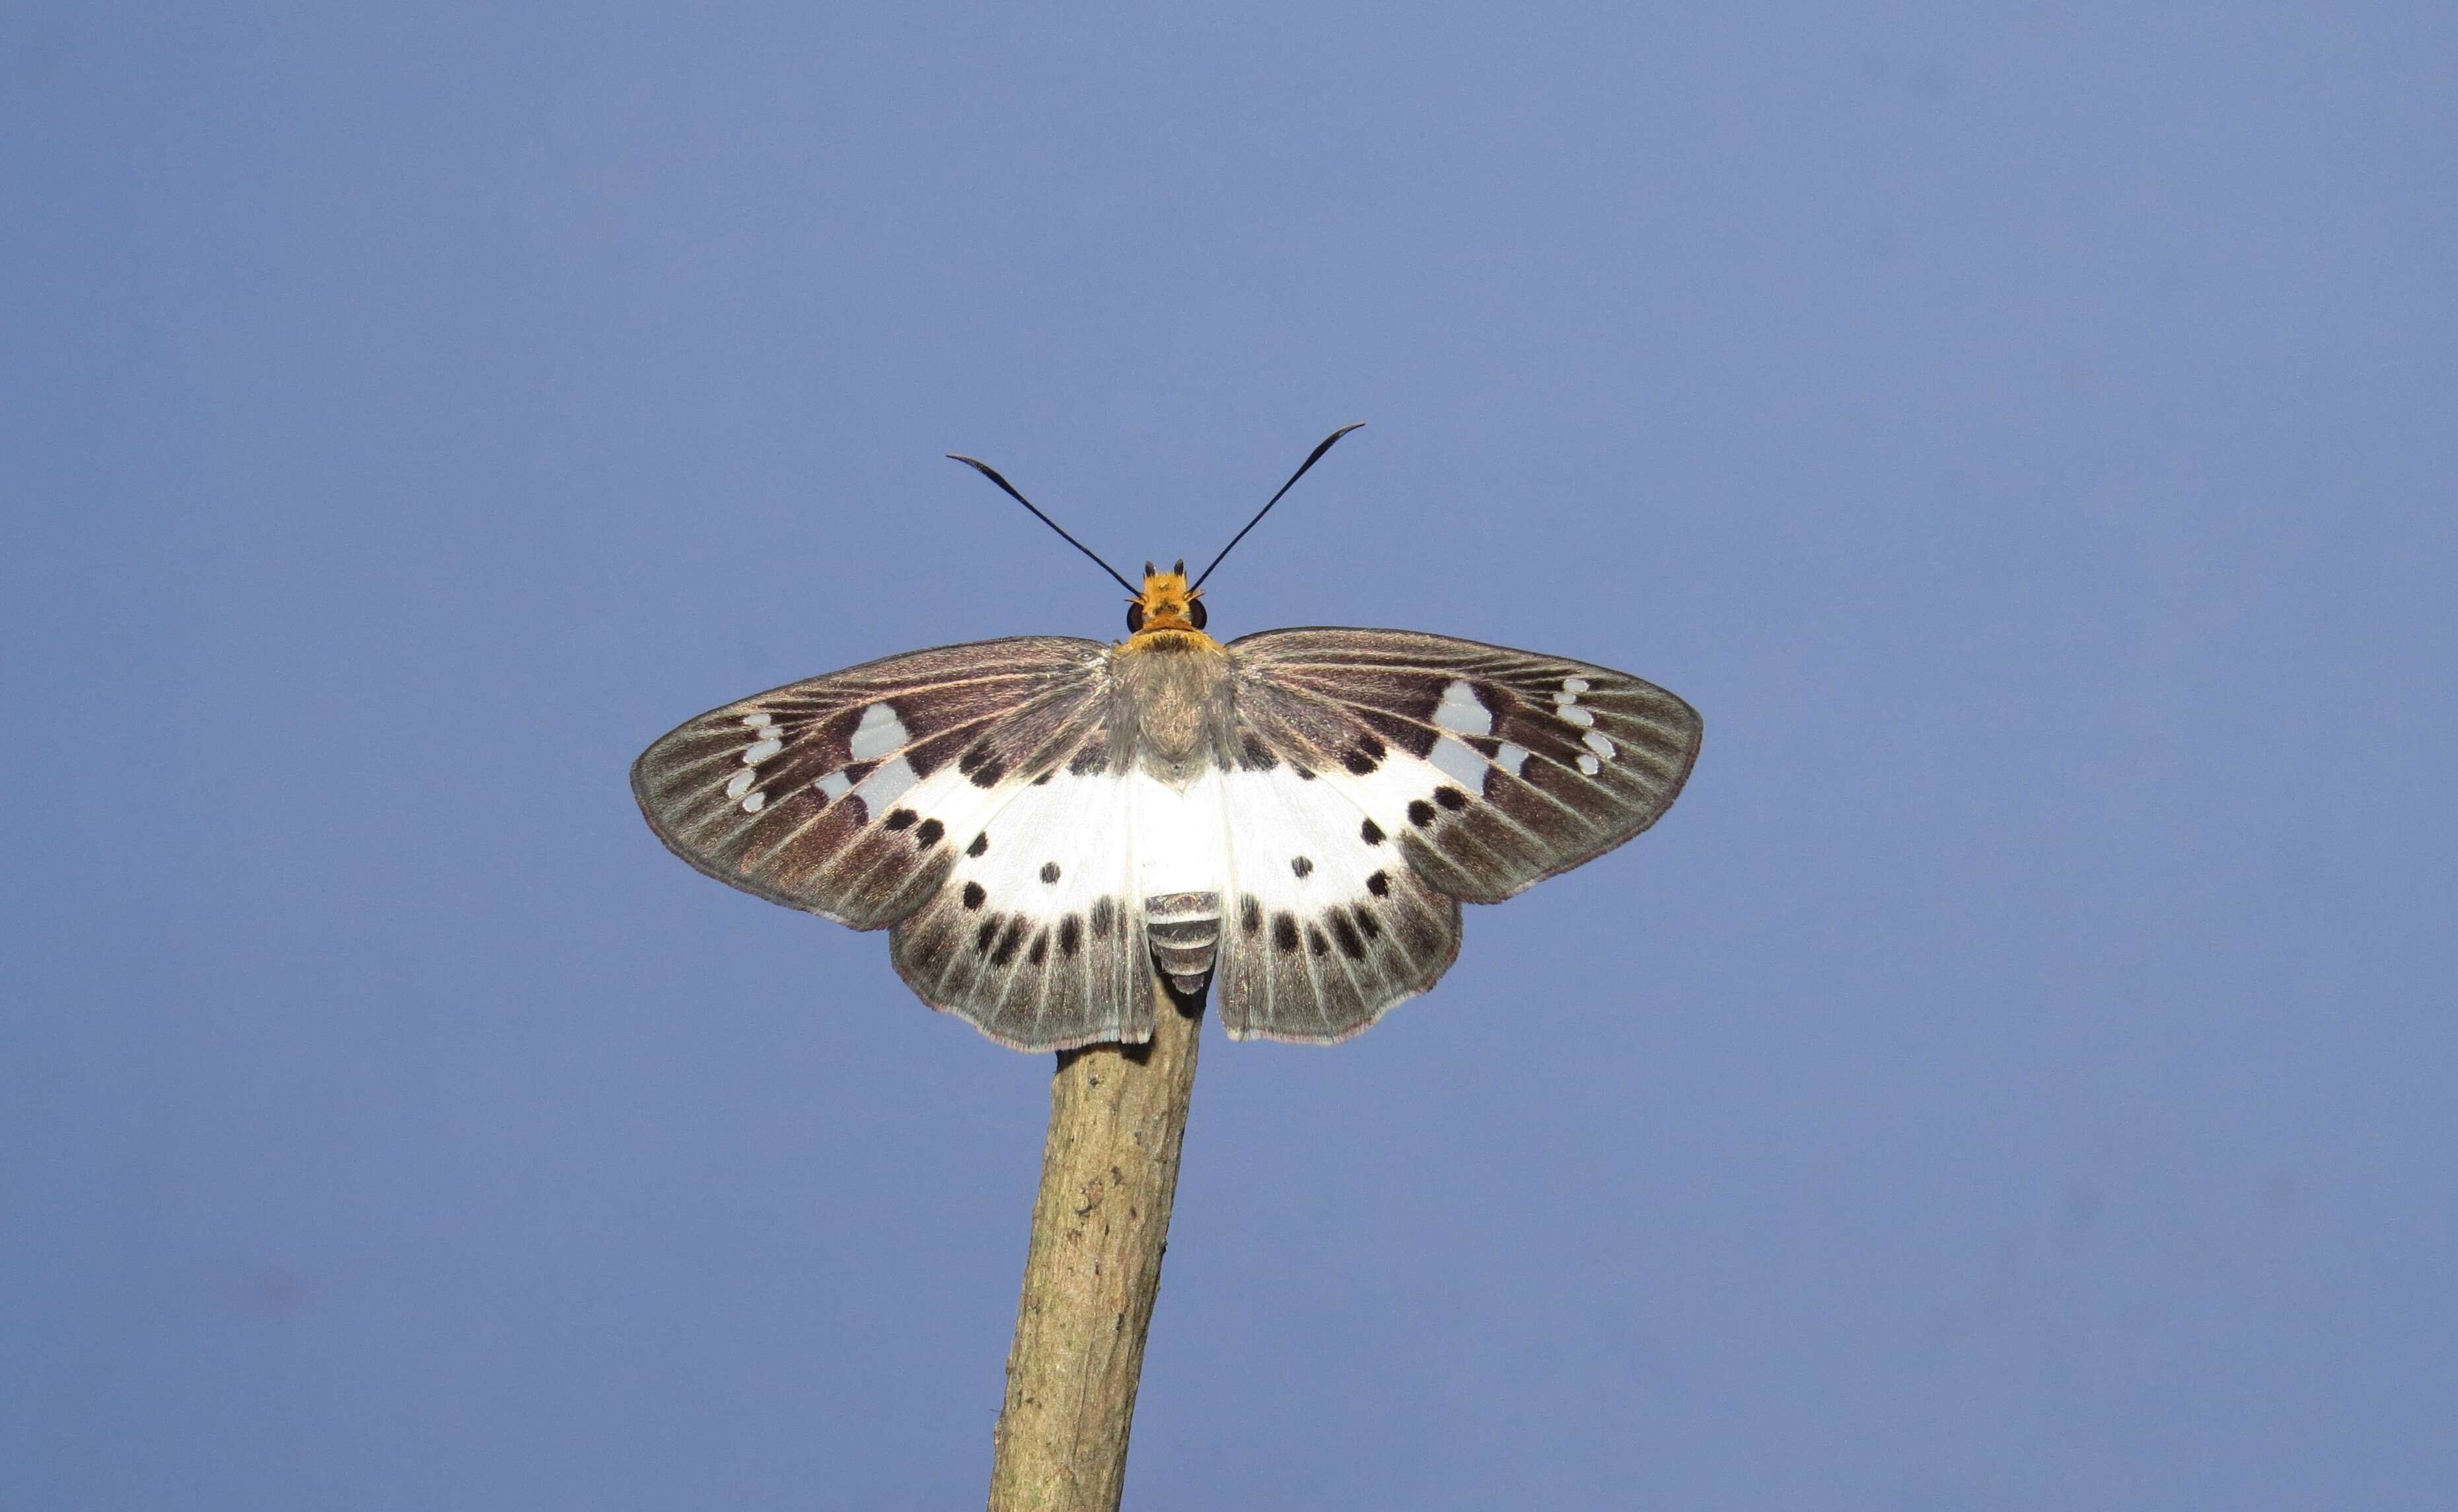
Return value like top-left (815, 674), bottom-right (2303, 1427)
top-left (886, 766), bottom-right (1150, 1052)
top-left (1210, 763), bottom-right (1464, 1044)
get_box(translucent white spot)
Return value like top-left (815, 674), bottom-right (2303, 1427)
top-left (1562, 676), bottom-right (1591, 692)
top-left (742, 738), bottom-right (783, 764)
top-left (1559, 704), bottom-right (1596, 727)
top-left (741, 789), bottom-right (768, 812)
top-left (1430, 734), bottom-right (1486, 789)
top-left (725, 769), bottom-right (756, 799)
top-left (1577, 753), bottom-right (1602, 775)
top-left (863, 753), bottom-right (920, 809)
top-left (815, 770), bottom-right (853, 801)
top-left (849, 702), bottom-right (909, 762)
top-left (1583, 730), bottom-right (1617, 760)
top-left (1552, 690), bottom-right (1581, 705)
top-left (1495, 742), bottom-right (1531, 776)
top-left (1432, 679), bottom-right (1492, 738)
top-left (740, 712), bottom-right (775, 729)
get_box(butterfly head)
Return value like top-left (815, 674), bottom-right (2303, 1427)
top-left (1126, 559), bottom-right (1210, 639)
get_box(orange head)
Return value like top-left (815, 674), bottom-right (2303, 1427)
top-left (1126, 559), bottom-right (1210, 639)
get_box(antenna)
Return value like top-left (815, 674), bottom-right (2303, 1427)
top-left (947, 454), bottom-right (1140, 596)
top-left (1190, 423), bottom-right (1365, 591)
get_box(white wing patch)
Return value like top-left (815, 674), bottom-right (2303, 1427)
top-left (1429, 677), bottom-right (1494, 789)
top-left (848, 701), bottom-right (908, 760)
top-left (951, 772), bottom-right (1136, 937)
top-left (732, 710), bottom-right (787, 810)
top-left (1557, 678), bottom-right (1620, 774)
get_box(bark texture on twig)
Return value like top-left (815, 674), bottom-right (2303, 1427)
top-left (987, 974), bottom-right (1202, 1512)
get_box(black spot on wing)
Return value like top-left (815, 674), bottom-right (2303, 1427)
top-left (884, 808), bottom-right (918, 831)
top-left (1058, 915), bottom-right (1081, 956)
top-left (1272, 913), bottom-right (1300, 953)
top-left (1239, 733), bottom-right (1278, 771)
top-left (975, 916), bottom-right (1001, 954)
top-left (1352, 904), bottom-right (1382, 941)
top-left (914, 818), bottom-right (945, 847)
top-left (1361, 818), bottom-right (1385, 846)
top-left (1028, 931), bottom-right (1048, 966)
top-left (962, 881), bottom-right (986, 910)
top-left (1408, 799), bottom-right (1435, 828)
top-left (1434, 785), bottom-right (1469, 810)
top-left (1241, 896), bottom-right (1262, 935)
top-left (1342, 735), bottom-right (1387, 775)
top-left (1291, 855), bottom-right (1313, 879)
top-left (966, 832), bottom-right (990, 858)
top-left (1091, 896), bottom-right (1118, 937)
top-left (1040, 861), bottom-right (1062, 884)
top-left (1068, 744), bottom-right (1107, 776)
top-left (957, 741), bottom-right (1007, 788)
top-left (1328, 912), bottom-right (1366, 959)
top-left (1366, 869), bottom-right (1391, 897)
top-left (1306, 925), bottom-right (1332, 958)
top-left (991, 918), bottom-right (1027, 967)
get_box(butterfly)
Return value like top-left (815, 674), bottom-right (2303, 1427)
top-left (632, 427), bottom-right (1701, 1051)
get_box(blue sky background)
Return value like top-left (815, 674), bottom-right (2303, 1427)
top-left (6, 4), bottom-right (2453, 1508)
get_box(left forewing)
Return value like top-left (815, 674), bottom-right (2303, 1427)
top-left (630, 636), bottom-right (1113, 930)
top-left (1227, 628), bottom-right (1701, 903)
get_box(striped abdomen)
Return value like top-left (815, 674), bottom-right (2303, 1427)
top-left (1143, 889), bottom-right (1221, 995)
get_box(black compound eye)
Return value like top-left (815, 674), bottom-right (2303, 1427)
top-left (1188, 598), bottom-right (1208, 630)
top-left (1126, 602), bottom-right (1145, 632)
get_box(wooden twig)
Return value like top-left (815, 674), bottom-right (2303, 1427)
top-left (987, 973), bottom-right (1204, 1511)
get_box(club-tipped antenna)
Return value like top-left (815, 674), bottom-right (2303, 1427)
top-left (947, 454), bottom-right (1140, 596)
top-left (1190, 423), bottom-right (1366, 591)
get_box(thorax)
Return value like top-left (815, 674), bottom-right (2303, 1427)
top-left (1108, 630), bottom-right (1233, 779)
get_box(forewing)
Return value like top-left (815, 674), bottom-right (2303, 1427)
top-left (1228, 628), bottom-right (1700, 904)
top-left (630, 636), bottom-right (1114, 930)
